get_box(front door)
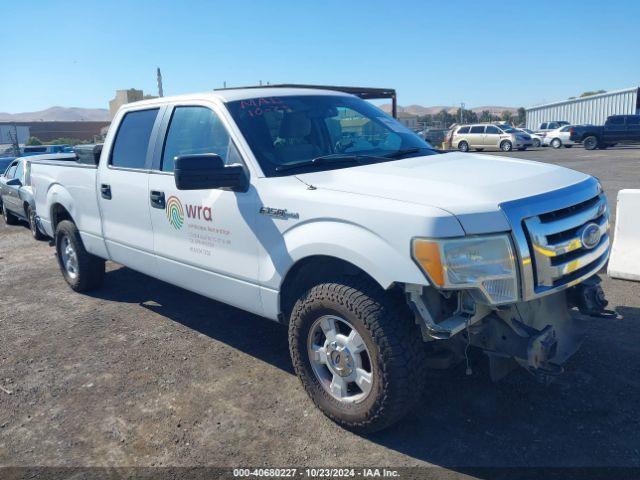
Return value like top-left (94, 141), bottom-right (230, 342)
top-left (97, 107), bottom-right (161, 276)
top-left (148, 104), bottom-right (262, 315)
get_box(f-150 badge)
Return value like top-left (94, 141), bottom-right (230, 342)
top-left (259, 207), bottom-right (299, 219)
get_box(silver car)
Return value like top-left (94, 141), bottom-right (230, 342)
top-left (452, 124), bottom-right (534, 152)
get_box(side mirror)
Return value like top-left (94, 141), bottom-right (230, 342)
top-left (74, 144), bottom-right (103, 165)
top-left (6, 178), bottom-right (21, 187)
top-left (174, 154), bottom-right (248, 191)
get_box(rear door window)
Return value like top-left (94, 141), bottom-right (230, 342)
top-left (470, 126), bottom-right (485, 134)
top-left (540, 123), bottom-right (547, 129)
top-left (110, 108), bottom-right (159, 169)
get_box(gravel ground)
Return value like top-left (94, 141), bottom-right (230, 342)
top-left (0, 146), bottom-right (639, 473)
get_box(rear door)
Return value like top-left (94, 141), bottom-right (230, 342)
top-left (468, 125), bottom-right (485, 147)
top-left (604, 116), bottom-right (625, 143)
top-left (147, 103), bottom-right (263, 315)
top-left (97, 106), bottom-right (163, 276)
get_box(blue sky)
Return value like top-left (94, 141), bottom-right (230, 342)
top-left (1, 0), bottom-right (638, 113)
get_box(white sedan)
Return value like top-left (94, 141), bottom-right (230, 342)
top-left (543, 125), bottom-right (576, 149)
top-left (519, 128), bottom-right (544, 148)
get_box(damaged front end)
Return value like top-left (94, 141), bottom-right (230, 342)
top-left (406, 276), bottom-right (613, 382)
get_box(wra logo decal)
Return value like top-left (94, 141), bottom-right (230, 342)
top-left (165, 195), bottom-right (184, 230)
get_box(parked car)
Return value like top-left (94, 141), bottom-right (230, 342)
top-left (535, 121), bottom-right (570, 136)
top-left (452, 123), bottom-right (533, 152)
top-left (569, 115), bottom-right (640, 150)
top-left (0, 153), bottom-right (76, 239)
top-left (518, 128), bottom-right (543, 148)
top-left (21, 144), bottom-right (73, 156)
top-left (542, 125), bottom-right (576, 149)
top-left (31, 88), bottom-right (612, 432)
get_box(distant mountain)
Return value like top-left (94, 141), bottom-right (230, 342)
top-left (0, 107), bottom-right (110, 122)
top-left (380, 104), bottom-right (518, 116)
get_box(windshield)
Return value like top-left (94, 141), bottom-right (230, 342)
top-left (226, 95), bottom-right (436, 176)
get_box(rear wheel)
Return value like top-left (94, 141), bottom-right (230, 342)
top-left (289, 277), bottom-right (426, 433)
top-left (533, 139), bottom-right (541, 148)
top-left (458, 141), bottom-right (469, 152)
top-left (2, 203), bottom-right (19, 225)
top-left (583, 135), bottom-right (598, 150)
top-left (551, 138), bottom-right (562, 149)
top-left (500, 140), bottom-right (513, 152)
top-left (28, 206), bottom-right (46, 240)
top-left (55, 220), bottom-right (105, 292)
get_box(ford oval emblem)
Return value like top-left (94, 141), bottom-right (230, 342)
top-left (581, 223), bottom-right (601, 250)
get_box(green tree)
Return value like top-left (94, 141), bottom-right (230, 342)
top-left (45, 137), bottom-right (86, 146)
top-left (579, 90), bottom-right (606, 98)
top-left (26, 136), bottom-right (42, 146)
top-left (501, 110), bottom-right (513, 123)
top-left (479, 110), bottom-right (492, 123)
top-left (517, 107), bottom-right (526, 125)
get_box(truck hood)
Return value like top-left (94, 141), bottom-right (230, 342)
top-left (297, 152), bottom-right (590, 234)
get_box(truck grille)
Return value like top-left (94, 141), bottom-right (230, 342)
top-left (523, 193), bottom-right (609, 289)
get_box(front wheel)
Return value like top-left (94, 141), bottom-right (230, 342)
top-left (533, 139), bottom-right (541, 148)
top-left (289, 277), bottom-right (426, 433)
top-left (583, 135), bottom-right (598, 150)
top-left (500, 140), bottom-right (513, 152)
top-left (55, 220), bottom-right (105, 292)
top-left (28, 206), bottom-right (46, 240)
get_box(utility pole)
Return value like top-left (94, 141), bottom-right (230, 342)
top-left (157, 67), bottom-right (164, 97)
top-left (460, 102), bottom-right (465, 124)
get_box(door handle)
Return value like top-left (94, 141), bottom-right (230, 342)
top-left (150, 190), bottom-right (165, 209)
top-left (100, 184), bottom-right (112, 200)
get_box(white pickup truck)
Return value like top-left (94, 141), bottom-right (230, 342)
top-left (31, 87), bottom-right (612, 432)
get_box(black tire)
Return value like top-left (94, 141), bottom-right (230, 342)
top-left (533, 139), bottom-right (541, 148)
top-left (500, 140), bottom-right (513, 152)
top-left (474, 148), bottom-right (484, 152)
top-left (2, 202), bottom-right (19, 225)
top-left (458, 141), bottom-right (469, 152)
top-left (551, 138), bottom-right (562, 149)
top-left (564, 145), bottom-right (573, 148)
top-left (289, 276), bottom-right (426, 433)
top-left (583, 135), bottom-right (598, 150)
top-left (55, 220), bottom-right (105, 292)
top-left (28, 206), bottom-right (46, 240)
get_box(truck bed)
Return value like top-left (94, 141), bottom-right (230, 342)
top-left (30, 160), bottom-right (106, 258)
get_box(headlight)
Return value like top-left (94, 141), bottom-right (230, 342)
top-left (412, 235), bottom-right (518, 304)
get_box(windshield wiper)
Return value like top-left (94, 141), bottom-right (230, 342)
top-left (275, 154), bottom-right (382, 172)
top-left (383, 147), bottom-right (428, 159)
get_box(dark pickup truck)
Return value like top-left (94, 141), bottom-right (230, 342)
top-left (570, 114), bottom-right (640, 150)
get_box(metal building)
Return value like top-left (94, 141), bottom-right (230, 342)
top-left (526, 86), bottom-right (640, 128)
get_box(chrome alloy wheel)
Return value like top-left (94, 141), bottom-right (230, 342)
top-left (60, 234), bottom-right (79, 279)
top-left (307, 315), bottom-right (373, 403)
